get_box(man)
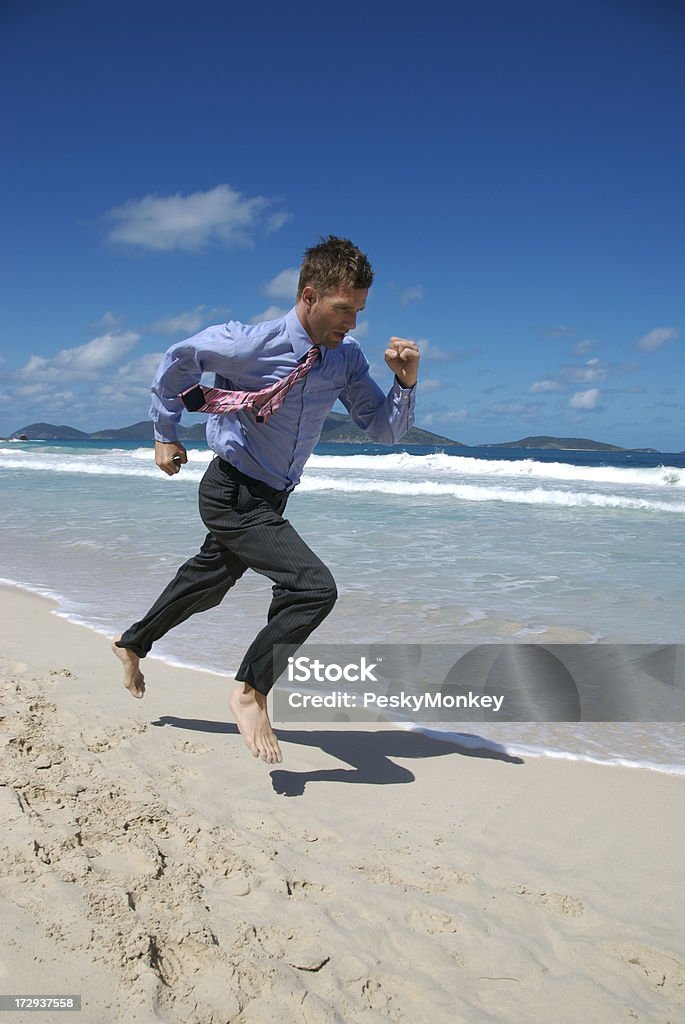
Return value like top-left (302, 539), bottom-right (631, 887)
top-left (113, 235), bottom-right (419, 764)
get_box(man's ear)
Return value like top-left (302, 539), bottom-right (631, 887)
top-left (301, 285), bottom-right (317, 308)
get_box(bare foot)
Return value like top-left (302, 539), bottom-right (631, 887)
top-left (229, 684), bottom-right (282, 763)
top-left (112, 637), bottom-right (145, 699)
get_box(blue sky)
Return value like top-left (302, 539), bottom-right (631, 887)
top-left (1, 0), bottom-right (683, 450)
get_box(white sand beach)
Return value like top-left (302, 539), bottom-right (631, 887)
top-left (1, 584), bottom-right (683, 1024)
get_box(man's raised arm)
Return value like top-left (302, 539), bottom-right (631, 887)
top-left (340, 337), bottom-right (420, 445)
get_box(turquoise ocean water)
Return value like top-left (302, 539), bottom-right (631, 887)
top-left (1, 438), bottom-right (684, 773)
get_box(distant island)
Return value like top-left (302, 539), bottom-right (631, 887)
top-left (483, 435), bottom-right (659, 454)
top-left (4, 421), bottom-right (662, 452)
top-left (5, 415), bottom-right (464, 448)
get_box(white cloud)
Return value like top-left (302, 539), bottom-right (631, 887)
top-left (399, 285), bottom-right (424, 306)
top-left (150, 306), bottom-right (229, 336)
top-left (13, 383), bottom-right (76, 406)
top-left (250, 305), bottom-right (287, 325)
top-left (416, 337), bottom-right (455, 362)
top-left (418, 378), bottom-right (444, 394)
top-left (540, 325), bottom-right (576, 340)
top-left (98, 352), bottom-right (166, 404)
top-left (528, 378), bottom-right (563, 394)
top-left (569, 388), bottom-right (600, 410)
top-left (490, 402), bottom-right (529, 415)
top-left (105, 184), bottom-right (288, 252)
top-left (3, 334), bottom-right (159, 428)
top-left (532, 358), bottom-right (612, 393)
top-left (264, 267), bottom-right (300, 300)
top-left (22, 355), bottom-right (50, 374)
top-left (352, 320), bottom-right (369, 338)
top-left (568, 358), bottom-right (607, 385)
top-left (114, 352), bottom-right (165, 382)
top-left (571, 338), bottom-right (596, 356)
top-left (266, 211), bottom-right (292, 233)
top-left (56, 331), bottom-right (140, 372)
top-left (89, 311), bottom-right (123, 331)
top-left (18, 331), bottom-right (140, 380)
top-left (421, 408), bottom-right (467, 426)
top-left (635, 327), bottom-right (679, 353)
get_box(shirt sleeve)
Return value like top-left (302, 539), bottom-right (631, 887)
top-left (338, 345), bottom-right (416, 445)
top-left (148, 324), bottom-right (241, 443)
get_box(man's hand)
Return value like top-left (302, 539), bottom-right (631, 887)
top-left (155, 440), bottom-right (188, 476)
top-left (384, 337), bottom-right (420, 388)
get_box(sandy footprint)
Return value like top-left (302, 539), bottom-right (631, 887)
top-left (205, 872), bottom-right (252, 899)
top-left (174, 739), bottom-right (211, 755)
top-left (422, 865), bottom-right (477, 894)
top-left (609, 942), bottom-right (685, 999)
top-left (353, 862), bottom-right (412, 891)
top-left (80, 725), bottom-right (128, 752)
top-left (285, 878), bottom-right (330, 898)
top-left (515, 884), bottom-right (584, 917)
top-left (88, 839), bottom-right (162, 878)
top-left (404, 905), bottom-right (460, 935)
top-left (168, 762), bottom-right (202, 786)
top-left (361, 977), bottom-right (402, 1022)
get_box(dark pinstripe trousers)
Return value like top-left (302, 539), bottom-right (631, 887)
top-left (116, 456), bottom-right (338, 694)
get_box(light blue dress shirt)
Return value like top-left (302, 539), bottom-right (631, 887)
top-left (150, 306), bottom-right (416, 491)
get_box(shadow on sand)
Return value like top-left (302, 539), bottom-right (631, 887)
top-left (151, 715), bottom-right (524, 796)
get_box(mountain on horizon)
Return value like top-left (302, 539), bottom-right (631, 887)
top-left (314, 412), bottom-right (464, 446)
top-left (6, 422), bottom-right (662, 452)
top-left (7, 415), bottom-right (465, 447)
top-left (487, 435), bottom-right (627, 452)
top-left (6, 422), bottom-right (92, 441)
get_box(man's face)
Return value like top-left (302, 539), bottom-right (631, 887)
top-left (301, 285), bottom-right (368, 349)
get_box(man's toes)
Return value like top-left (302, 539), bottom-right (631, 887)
top-left (125, 675), bottom-right (145, 699)
top-left (245, 733), bottom-right (260, 757)
top-left (264, 740), bottom-right (282, 764)
top-left (259, 741), bottom-right (275, 764)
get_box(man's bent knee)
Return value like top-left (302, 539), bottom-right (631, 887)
top-left (312, 567), bottom-right (337, 611)
top-left (320, 582), bottom-right (338, 614)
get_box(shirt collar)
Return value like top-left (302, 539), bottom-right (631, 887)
top-left (286, 306), bottom-right (319, 361)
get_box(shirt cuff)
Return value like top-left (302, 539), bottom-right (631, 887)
top-left (153, 423), bottom-right (179, 443)
top-left (393, 375), bottom-right (416, 397)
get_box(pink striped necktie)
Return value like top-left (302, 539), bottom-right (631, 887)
top-left (179, 344), bottom-right (321, 423)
